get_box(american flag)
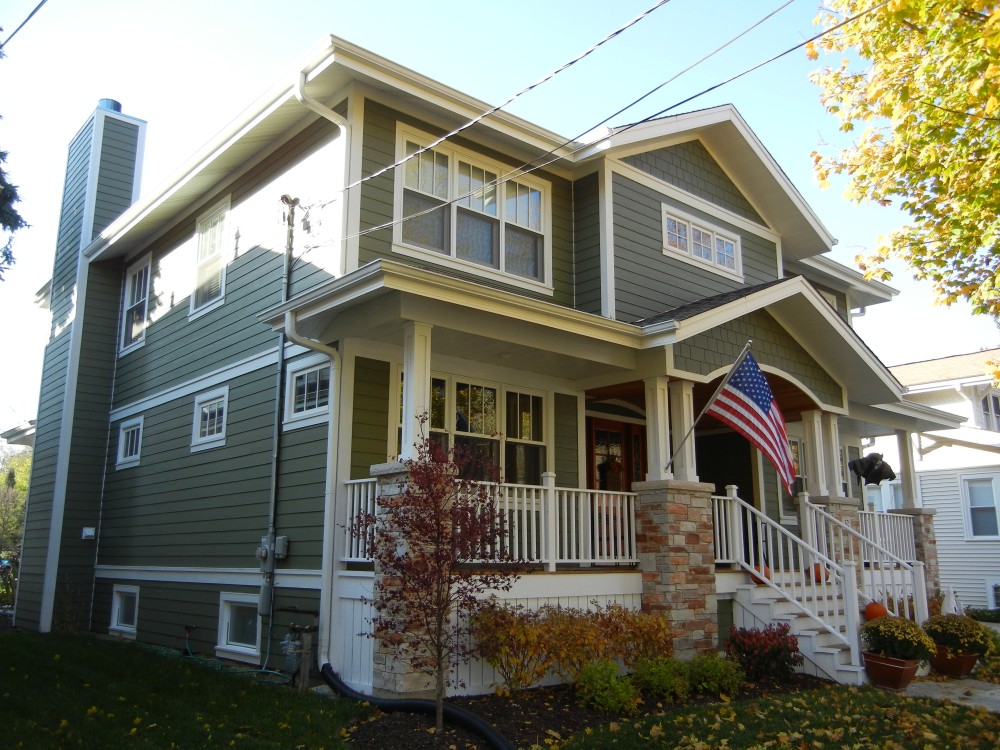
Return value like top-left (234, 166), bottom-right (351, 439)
top-left (706, 352), bottom-right (796, 493)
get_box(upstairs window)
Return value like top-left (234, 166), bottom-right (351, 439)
top-left (191, 386), bottom-right (228, 451)
top-left (191, 198), bottom-right (230, 316)
top-left (284, 357), bottom-right (331, 429)
top-left (981, 392), bottom-right (1000, 432)
top-left (395, 128), bottom-right (550, 289)
top-left (662, 207), bottom-right (741, 278)
top-left (120, 254), bottom-right (151, 353)
top-left (964, 474), bottom-right (1000, 538)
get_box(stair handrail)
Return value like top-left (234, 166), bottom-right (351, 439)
top-left (715, 486), bottom-right (858, 662)
top-left (802, 496), bottom-right (929, 623)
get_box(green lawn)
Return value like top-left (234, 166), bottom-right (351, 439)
top-left (0, 632), bottom-right (370, 749)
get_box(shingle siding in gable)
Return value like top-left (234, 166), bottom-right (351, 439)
top-left (611, 173), bottom-right (779, 322)
top-left (622, 141), bottom-right (765, 224)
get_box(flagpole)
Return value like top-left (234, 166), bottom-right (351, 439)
top-left (664, 339), bottom-right (753, 475)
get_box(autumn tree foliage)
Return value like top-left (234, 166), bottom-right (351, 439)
top-left (357, 427), bottom-right (520, 733)
top-left (810, 1), bottom-right (1000, 322)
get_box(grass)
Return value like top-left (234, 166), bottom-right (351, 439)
top-left (0, 631), bottom-right (370, 749)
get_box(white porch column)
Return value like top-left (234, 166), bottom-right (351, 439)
top-left (644, 376), bottom-right (672, 481)
top-left (801, 410), bottom-right (828, 497)
top-left (896, 429), bottom-right (919, 508)
top-left (400, 321), bottom-right (432, 460)
top-left (821, 413), bottom-right (843, 497)
top-left (668, 379), bottom-right (697, 482)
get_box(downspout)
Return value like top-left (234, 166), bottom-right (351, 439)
top-left (291, 71), bottom-right (350, 675)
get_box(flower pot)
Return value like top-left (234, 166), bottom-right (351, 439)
top-left (750, 565), bottom-right (771, 585)
top-left (863, 652), bottom-right (920, 691)
top-left (930, 646), bottom-right (979, 678)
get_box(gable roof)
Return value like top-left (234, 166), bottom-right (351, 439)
top-left (891, 348), bottom-right (1000, 388)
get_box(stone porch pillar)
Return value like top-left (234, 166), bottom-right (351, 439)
top-left (400, 321), bottom-right (432, 460)
top-left (369, 461), bottom-right (435, 698)
top-left (633, 478), bottom-right (717, 658)
top-left (890, 507), bottom-right (940, 598)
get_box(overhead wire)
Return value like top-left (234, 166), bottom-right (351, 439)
top-left (0, 0), bottom-right (49, 51)
top-left (298, 0), bottom-right (888, 263)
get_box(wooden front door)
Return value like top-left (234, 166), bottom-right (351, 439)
top-left (588, 418), bottom-right (646, 491)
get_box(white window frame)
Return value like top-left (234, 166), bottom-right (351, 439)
top-left (110, 584), bottom-right (139, 638)
top-left (987, 578), bottom-right (1000, 609)
top-left (216, 592), bottom-right (261, 662)
top-left (962, 472), bottom-right (1000, 540)
top-left (120, 253), bottom-right (152, 354)
top-left (116, 416), bottom-right (143, 469)
top-left (662, 206), bottom-right (743, 281)
top-left (189, 197), bottom-right (231, 319)
top-left (392, 125), bottom-right (553, 294)
top-left (191, 386), bottom-right (229, 452)
top-left (284, 354), bottom-right (331, 430)
top-left (980, 390), bottom-right (1000, 432)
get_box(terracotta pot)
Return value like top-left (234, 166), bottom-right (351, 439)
top-left (930, 646), bottom-right (979, 678)
top-left (811, 562), bottom-right (829, 582)
top-left (750, 565), bottom-right (771, 585)
top-left (863, 652), bottom-right (920, 691)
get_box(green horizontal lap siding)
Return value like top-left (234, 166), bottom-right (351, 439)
top-left (274, 423), bottom-right (328, 566)
top-left (99, 367), bottom-right (276, 569)
top-left (91, 118), bottom-right (141, 238)
top-left (573, 172), bottom-right (602, 314)
top-left (358, 100), bottom-right (573, 305)
top-left (612, 173), bottom-right (779, 321)
top-left (553, 393), bottom-right (579, 488)
top-left (622, 141), bottom-right (765, 224)
top-left (351, 357), bottom-right (390, 480)
top-left (674, 309), bottom-right (842, 406)
top-left (113, 246), bottom-right (283, 406)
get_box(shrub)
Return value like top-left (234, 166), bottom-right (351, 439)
top-left (725, 623), bottom-right (804, 681)
top-left (923, 614), bottom-right (993, 656)
top-left (861, 615), bottom-right (936, 661)
top-left (966, 607), bottom-right (1000, 624)
top-left (630, 657), bottom-right (690, 702)
top-left (688, 652), bottom-right (745, 698)
top-left (599, 605), bottom-right (675, 668)
top-left (537, 605), bottom-right (611, 684)
top-left (575, 658), bottom-right (641, 715)
top-left (471, 601), bottom-right (550, 693)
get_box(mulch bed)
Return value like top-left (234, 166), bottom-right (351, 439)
top-left (344, 672), bottom-right (832, 750)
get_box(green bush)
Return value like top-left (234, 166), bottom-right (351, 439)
top-left (630, 657), bottom-right (690, 702)
top-left (966, 607), bottom-right (1000, 624)
top-left (575, 658), bottom-right (641, 715)
top-left (688, 652), bottom-right (745, 698)
top-left (726, 623), bottom-right (804, 681)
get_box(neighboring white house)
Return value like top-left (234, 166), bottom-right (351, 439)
top-left (873, 348), bottom-right (1000, 609)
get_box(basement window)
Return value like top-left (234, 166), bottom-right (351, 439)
top-left (110, 585), bottom-right (139, 639)
top-left (217, 593), bottom-right (260, 662)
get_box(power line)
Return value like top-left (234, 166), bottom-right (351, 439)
top-left (1, 0), bottom-right (49, 51)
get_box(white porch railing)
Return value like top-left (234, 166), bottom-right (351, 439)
top-left (341, 474), bottom-right (638, 570)
top-left (712, 486), bottom-right (861, 666)
top-left (805, 498), bottom-right (928, 622)
top-left (857, 508), bottom-right (918, 563)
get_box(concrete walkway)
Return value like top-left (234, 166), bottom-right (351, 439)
top-left (903, 677), bottom-right (1000, 714)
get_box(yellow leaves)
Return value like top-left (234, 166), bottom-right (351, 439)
top-left (805, 40), bottom-right (819, 61)
top-left (987, 94), bottom-right (1000, 115)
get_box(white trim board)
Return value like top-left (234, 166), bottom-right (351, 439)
top-left (94, 565), bottom-right (322, 590)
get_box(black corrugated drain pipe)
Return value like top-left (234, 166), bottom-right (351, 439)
top-left (320, 664), bottom-right (513, 750)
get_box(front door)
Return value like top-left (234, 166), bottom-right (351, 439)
top-left (588, 418), bottom-right (646, 491)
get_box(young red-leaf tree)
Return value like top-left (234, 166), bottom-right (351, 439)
top-left (356, 421), bottom-right (522, 733)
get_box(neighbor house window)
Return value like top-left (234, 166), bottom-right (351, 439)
top-left (191, 197), bottom-right (230, 316)
top-left (395, 127), bottom-right (550, 287)
top-left (116, 417), bottom-right (143, 469)
top-left (120, 254), bottom-right (151, 352)
top-left (981, 392), bottom-right (1000, 432)
top-left (191, 386), bottom-right (228, 451)
top-left (990, 580), bottom-right (1000, 609)
top-left (662, 207), bottom-right (741, 277)
top-left (110, 585), bottom-right (139, 638)
top-left (217, 592), bottom-right (260, 661)
top-left (964, 474), bottom-right (1000, 538)
top-left (284, 357), bottom-right (331, 428)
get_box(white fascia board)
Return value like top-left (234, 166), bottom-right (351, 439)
top-left (872, 400), bottom-right (965, 431)
top-left (795, 255), bottom-right (898, 303)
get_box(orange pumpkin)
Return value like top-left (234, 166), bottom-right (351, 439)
top-left (812, 563), bottom-right (830, 582)
top-left (750, 565), bottom-right (771, 585)
top-left (864, 601), bottom-right (889, 621)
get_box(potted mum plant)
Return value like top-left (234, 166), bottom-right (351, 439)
top-left (923, 614), bottom-right (993, 678)
top-left (860, 615), bottom-right (936, 691)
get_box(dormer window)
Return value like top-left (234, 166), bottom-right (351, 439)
top-left (982, 392), bottom-right (1000, 431)
top-left (394, 126), bottom-right (551, 291)
top-left (662, 206), bottom-right (742, 280)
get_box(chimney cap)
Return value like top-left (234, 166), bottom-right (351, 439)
top-left (98, 98), bottom-right (122, 112)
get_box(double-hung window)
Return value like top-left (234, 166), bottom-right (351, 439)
top-left (662, 207), bottom-right (741, 278)
top-left (116, 417), bottom-right (143, 469)
top-left (981, 392), bottom-right (1000, 431)
top-left (191, 386), bottom-right (228, 451)
top-left (964, 474), bottom-right (1000, 538)
top-left (191, 198), bottom-right (230, 316)
top-left (396, 128), bottom-right (550, 288)
top-left (120, 254), bottom-right (151, 353)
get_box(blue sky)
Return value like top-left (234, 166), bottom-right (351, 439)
top-left (1, 0), bottom-right (997, 431)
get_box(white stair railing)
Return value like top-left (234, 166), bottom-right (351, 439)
top-left (802, 496), bottom-right (929, 623)
top-left (712, 486), bottom-right (860, 666)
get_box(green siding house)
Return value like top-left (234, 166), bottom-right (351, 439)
top-left (16, 38), bottom-right (960, 693)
